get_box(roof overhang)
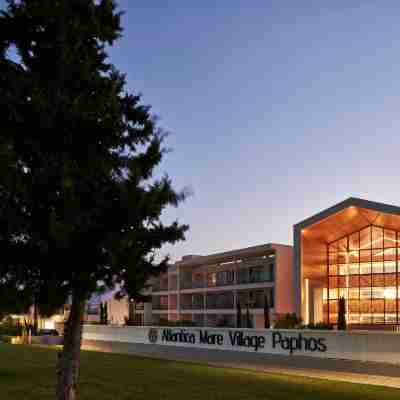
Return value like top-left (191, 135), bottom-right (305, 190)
top-left (294, 197), bottom-right (400, 282)
top-left (295, 197), bottom-right (400, 243)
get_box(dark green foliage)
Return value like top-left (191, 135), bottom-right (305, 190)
top-left (0, 285), bottom-right (31, 320)
top-left (0, 318), bottom-right (23, 336)
top-left (124, 299), bottom-right (136, 325)
top-left (0, 0), bottom-right (187, 321)
top-left (157, 319), bottom-right (197, 327)
top-left (338, 297), bottom-right (347, 330)
top-left (274, 313), bottom-right (301, 329)
top-left (246, 306), bottom-right (252, 329)
top-left (264, 294), bottom-right (270, 329)
top-left (99, 302), bottom-right (108, 325)
top-left (216, 316), bottom-right (232, 328)
top-left (306, 322), bottom-right (334, 330)
top-left (0, 1), bottom-right (188, 397)
top-left (236, 301), bottom-right (242, 328)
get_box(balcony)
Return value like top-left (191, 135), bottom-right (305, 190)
top-left (152, 282), bottom-right (169, 292)
top-left (181, 303), bottom-right (204, 310)
top-left (237, 267), bottom-right (274, 284)
top-left (238, 299), bottom-right (265, 308)
top-left (206, 302), bottom-right (234, 309)
top-left (206, 294), bottom-right (234, 309)
top-left (238, 288), bottom-right (274, 309)
top-left (180, 280), bottom-right (204, 289)
top-left (152, 304), bottom-right (169, 310)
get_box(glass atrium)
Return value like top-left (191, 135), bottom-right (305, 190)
top-left (325, 225), bottom-right (399, 325)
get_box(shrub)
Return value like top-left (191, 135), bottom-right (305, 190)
top-left (157, 319), bottom-right (197, 327)
top-left (0, 324), bottom-right (22, 336)
top-left (306, 322), bottom-right (333, 330)
top-left (338, 297), bottom-right (347, 330)
top-left (274, 313), bottom-right (302, 329)
top-left (0, 335), bottom-right (14, 343)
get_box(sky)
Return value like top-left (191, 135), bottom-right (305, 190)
top-left (4, 1), bottom-right (400, 261)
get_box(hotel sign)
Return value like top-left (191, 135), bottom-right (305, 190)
top-left (149, 328), bottom-right (327, 354)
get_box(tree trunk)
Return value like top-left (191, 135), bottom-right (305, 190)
top-left (33, 300), bottom-right (38, 335)
top-left (56, 294), bottom-right (85, 400)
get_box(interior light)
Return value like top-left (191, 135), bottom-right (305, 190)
top-left (384, 288), bottom-right (397, 299)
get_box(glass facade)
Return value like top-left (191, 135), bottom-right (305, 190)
top-left (325, 225), bottom-right (400, 325)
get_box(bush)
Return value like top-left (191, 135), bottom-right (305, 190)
top-left (0, 335), bottom-right (14, 343)
top-left (306, 322), bottom-right (333, 330)
top-left (157, 319), bottom-right (197, 327)
top-left (0, 324), bottom-right (22, 336)
top-left (274, 313), bottom-right (302, 329)
top-left (338, 297), bottom-right (347, 330)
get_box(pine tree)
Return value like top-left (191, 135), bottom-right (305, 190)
top-left (246, 306), bottom-right (252, 328)
top-left (264, 294), bottom-right (270, 329)
top-left (236, 299), bottom-right (241, 328)
top-left (103, 302), bottom-right (108, 325)
top-left (338, 297), bottom-right (347, 330)
top-left (99, 302), bottom-right (105, 325)
top-left (0, 1), bottom-right (188, 399)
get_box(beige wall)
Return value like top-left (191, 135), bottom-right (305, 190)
top-left (274, 245), bottom-right (295, 315)
top-left (107, 298), bottom-right (128, 325)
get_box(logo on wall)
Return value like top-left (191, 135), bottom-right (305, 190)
top-left (148, 328), bottom-right (158, 344)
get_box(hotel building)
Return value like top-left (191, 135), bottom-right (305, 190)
top-left (149, 243), bottom-right (294, 329)
top-left (87, 197), bottom-right (400, 330)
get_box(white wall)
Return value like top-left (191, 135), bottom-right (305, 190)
top-left (82, 325), bottom-right (400, 365)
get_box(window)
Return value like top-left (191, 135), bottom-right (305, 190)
top-left (348, 288), bottom-right (359, 299)
top-left (329, 288), bottom-right (338, 299)
top-left (267, 263), bottom-right (275, 281)
top-left (349, 263), bottom-right (359, 275)
top-left (384, 229), bottom-right (396, 248)
top-left (326, 224), bottom-right (400, 325)
top-left (372, 226), bottom-right (383, 248)
top-left (360, 287), bottom-right (371, 299)
top-left (372, 287), bottom-right (384, 299)
top-left (249, 266), bottom-right (266, 283)
top-left (207, 272), bottom-right (216, 287)
top-left (237, 268), bottom-right (248, 284)
top-left (216, 270), bottom-right (235, 286)
top-left (384, 261), bottom-right (396, 274)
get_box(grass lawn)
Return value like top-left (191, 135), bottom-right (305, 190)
top-left (0, 344), bottom-right (399, 400)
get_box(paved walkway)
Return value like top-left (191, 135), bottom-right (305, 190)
top-left (82, 340), bottom-right (400, 389)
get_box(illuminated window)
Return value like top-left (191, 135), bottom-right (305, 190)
top-left (326, 224), bottom-right (400, 325)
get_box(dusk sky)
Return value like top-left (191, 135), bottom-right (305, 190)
top-left (111, 1), bottom-right (400, 261)
top-left (5, 1), bottom-right (400, 261)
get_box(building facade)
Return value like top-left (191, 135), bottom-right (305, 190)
top-left (87, 243), bottom-right (294, 329)
top-left (295, 197), bottom-right (400, 330)
top-left (148, 243), bottom-right (294, 329)
top-left (85, 197), bottom-right (400, 331)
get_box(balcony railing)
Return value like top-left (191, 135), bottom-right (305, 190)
top-left (205, 298), bottom-right (234, 309)
top-left (180, 280), bottom-right (204, 289)
top-left (238, 300), bottom-right (265, 309)
top-left (181, 303), bottom-right (204, 310)
top-left (237, 274), bottom-right (272, 284)
top-left (152, 304), bottom-right (168, 310)
top-left (206, 303), bottom-right (234, 309)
